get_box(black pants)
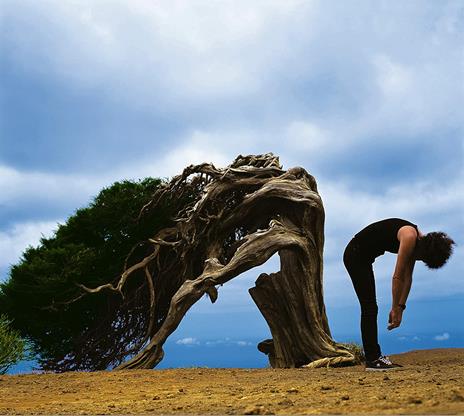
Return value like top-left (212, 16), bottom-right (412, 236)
top-left (343, 238), bottom-right (382, 362)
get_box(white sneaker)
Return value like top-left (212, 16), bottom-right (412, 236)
top-left (365, 355), bottom-right (402, 371)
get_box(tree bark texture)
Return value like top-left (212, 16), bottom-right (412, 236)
top-left (79, 153), bottom-right (356, 369)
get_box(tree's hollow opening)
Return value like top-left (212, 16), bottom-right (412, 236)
top-left (158, 255), bottom-right (278, 368)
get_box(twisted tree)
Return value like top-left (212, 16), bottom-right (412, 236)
top-left (76, 153), bottom-right (356, 370)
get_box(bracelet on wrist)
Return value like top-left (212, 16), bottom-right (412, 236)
top-left (398, 303), bottom-right (406, 310)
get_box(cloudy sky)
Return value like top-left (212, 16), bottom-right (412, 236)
top-left (1, 1), bottom-right (463, 363)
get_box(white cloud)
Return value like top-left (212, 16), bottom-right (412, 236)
top-left (0, 221), bottom-right (59, 273)
top-left (176, 337), bottom-right (200, 345)
top-left (320, 173), bottom-right (464, 238)
top-left (4, 0), bottom-right (462, 135)
top-left (398, 335), bottom-right (421, 342)
top-left (373, 54), bottom-right (413, 98)
top-left (204, 338), bottom-right (253, 347)
top-left (3, 0), bottom-right (317, 104)
top-left (434, 332), bottom-right (450, 341)
top-left (0, 136), bottom-right (232, 221)
top-left (120, 130), bottom-right (239, 180)
top-left (285, 121), bottom-right (330, 153)
top-left (205, 338), bottom-right (227, 346)
top-left (0, 165), bottom-right (101, 206)
top-left (364, 45), bottom-right (463, 136)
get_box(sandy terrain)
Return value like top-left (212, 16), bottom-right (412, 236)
top-left (0, 348), bottom-right (463, 415)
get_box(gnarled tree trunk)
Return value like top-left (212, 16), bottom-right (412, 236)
top-left (250, 248), bottom-right (341, 368)
top-left (77, 153), bottom-right (356, 369)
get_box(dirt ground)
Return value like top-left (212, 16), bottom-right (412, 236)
top-left (0, 348), bottom-right (463, 415)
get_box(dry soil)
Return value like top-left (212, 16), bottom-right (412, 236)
top-left (0, 348), bottom-right (463, 415)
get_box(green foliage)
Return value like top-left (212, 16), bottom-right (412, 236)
top-left (0, 178), bottom-right (180, 370)
top-left (0, 314), bottom-right (27, 374)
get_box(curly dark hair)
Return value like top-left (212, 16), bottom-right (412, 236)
top-left (419, 231), bottom-right (456, 269)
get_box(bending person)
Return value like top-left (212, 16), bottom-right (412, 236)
top-left (343, 218), bottom-right (455, 371)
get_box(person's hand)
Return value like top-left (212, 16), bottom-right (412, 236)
top-left (388, 306), bottom-right (403, 330)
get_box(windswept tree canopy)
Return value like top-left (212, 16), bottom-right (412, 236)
top-left (1, 154), bottom-right (357, 371)
top-left (0, 178), bottom-right (199, 371)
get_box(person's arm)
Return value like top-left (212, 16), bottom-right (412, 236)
top-left (399, 258), bottom-right (415, 305)
top-left (388, 228), bottom-right (417, 330)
